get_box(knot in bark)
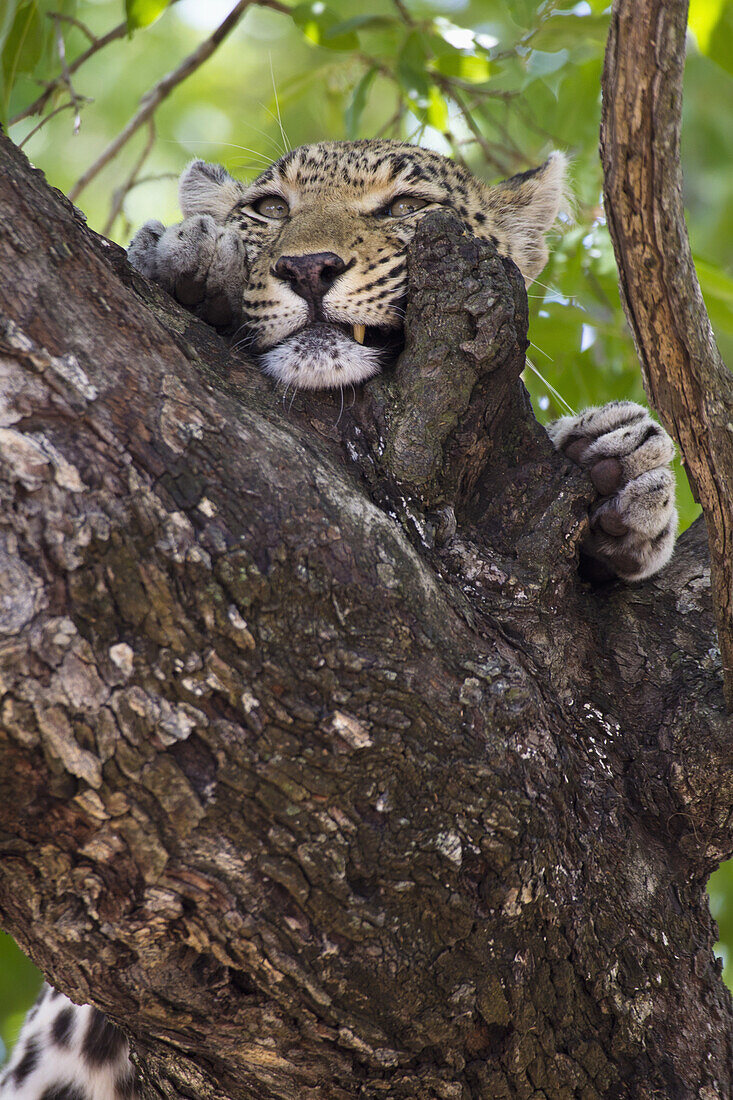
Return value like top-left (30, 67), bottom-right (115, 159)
top-left (380, 211), bottom-right (530, 511)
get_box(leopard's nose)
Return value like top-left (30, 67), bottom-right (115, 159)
top-left (272, 252), bottom-right (348, 302)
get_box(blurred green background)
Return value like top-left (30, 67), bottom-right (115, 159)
top-left (1, 0), bottom-right (732, 1064)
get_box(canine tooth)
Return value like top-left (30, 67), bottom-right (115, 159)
top-left (353, 324), bottom-right (365, 345)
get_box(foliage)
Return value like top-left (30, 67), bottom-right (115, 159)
top-left (1, 0), bottom-right (732, 1057)
top-left (0, 933), bottom-right (41, 1064)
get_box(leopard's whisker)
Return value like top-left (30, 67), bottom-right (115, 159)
top-left (175, 140), bottom-right (272, 161)
top-left (528, 340), bottom-right (552, 361)
top-left (523, 356), bottom-right (575, 416)
top-left (265, 54), bottom-right (291, 156)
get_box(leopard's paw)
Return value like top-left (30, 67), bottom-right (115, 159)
top-left (128, 215), bottom-right (247, 328)
top-left (547, 401), bottom-right (677, 582)
top-left (127, 219), bottom-right (166, 280)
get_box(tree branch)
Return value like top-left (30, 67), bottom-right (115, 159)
top-left (2, 129), bottom-right (733, 1097)
top-left (9, 20), bottom-right (128, 127)
top-left (67, 0), bottom-right (291, 203)
top-left (18, 100), bottom-right (84, 150)
top-left (51, 13), bottom-right (85, 134)
top-left (600, 0), bottom-right (733, 709)
top-left (102, 119), bottom-right (157, 237)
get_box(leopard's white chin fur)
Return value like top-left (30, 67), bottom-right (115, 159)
top-left (260, 324), bottom-right (383, 390)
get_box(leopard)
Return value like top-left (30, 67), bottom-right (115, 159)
top-left (0, 139), bottom-right (677, 1100)
top-left (124, 139), bottom-right (677, 583)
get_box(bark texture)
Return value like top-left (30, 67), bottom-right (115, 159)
top-left (601, 0), bottom-right (733, 708)
top-left (0, 124), bottom-right (732, 1099)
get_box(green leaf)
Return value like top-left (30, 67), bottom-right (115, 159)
top-left (0, 933), bottom-right (42, 1059)
top-left (531, 13), bottom-right (609, 51)
top-left (344, 65), bottom-right (377, 140)
top-left (524, 48), bottom-right (570, 79)
top-left (507, 0), bottom-right (542, 31)
top-left (2, 2), bottom-right (43, 86)
top-left (0, 0), bottom-right (18, 118)
top-left (0, 2), bottom-right (20, 50)
top-left (696, 257), bottom-right (733, 306)
top-left (426, 84), bottom-right (448, 130)
top-left (1, 0), bottom-right (81, 125)
top-left (522, 47), bottom-right (570, 94)
top-left (690, 0), bottom-right (733, 77)
top-left (292, 3), bottom-right (359, 51)
top-left (125, 0), bottom-right (171, 32)
top-left (327, 15), bottom-right (395, 36)
top-left (397, 30), bottom-right (430, 99)
top-left (689, 0), bottom-right (727, 53)
top-left (696, 257), bottom-right (733, 338)
top-left (432, 50), bottom-right (490, 83)
top-left (2, 0), bottom-right (43, 120)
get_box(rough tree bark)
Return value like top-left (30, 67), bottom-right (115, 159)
top-left (1, 17), bottom-right (732, 1099)
top-left (601, 0), bottom-right (733, 709)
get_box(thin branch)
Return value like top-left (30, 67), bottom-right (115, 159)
top-left (375, 101), bottom-right (405, 139)
top-left (436, 75), bottom-right (517, 100)
top-left (103, 120), bottom-right (157, 237)
top-left (601, 0), bottom-right (733, 708)
top-left (432, 77), bottom-right (508, 173)
top-left (9, 20), bottom-right (128, 126)
top-left (47, 11), bottom-right (98, 46)
top-left (18, 101), bottom-right (83, 149)
top-left (52, 15), bottom-right (84, 133)
top-left (360, 51), bottom-right (516, 172)
top-left (123, 170), bottom-right (179, 189)
top-left (441, 128), bottom-right (470, 171)
top-left (68, 0), bottom-right (290, 203)
top-left (391, 0), bottom-right (415, 26)
top-left (458, 95), bottom-right (525, 170)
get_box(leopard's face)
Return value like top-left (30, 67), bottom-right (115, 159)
top-left (180, 141), bottom-right (567, 390)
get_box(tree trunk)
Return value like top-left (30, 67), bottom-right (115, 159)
top-left (0, 116), bottom-right (732, 1100)
top-left (601, 0), bottom-right (733, 709)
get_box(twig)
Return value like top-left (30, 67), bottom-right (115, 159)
top-left (10, 20), bottom-right (128, 125)
top-left (52, 15), bottom-right (84, 133)
top-left (375, 102), bottom-right (405, 139)
top-left (18, 101), bottom-right (78, 148)
top-left (459, 93), bottom-right (524, 168)
top-left (47, 11), bottom-right (97, 45)
top-left (433, 78), bottom-right (507, 172)
top-left (68, 0), bottom-right (290, 204)
top-left (442, 128), bottom-right (469, 171)
top-left (391, 0), bottom-right (415, 26)
top-left (124, 171), bottom-right (179, 189)
top-left (103, 119), bottom-right (157, 236)
top-left (436, 76), bottom-right (517, 100)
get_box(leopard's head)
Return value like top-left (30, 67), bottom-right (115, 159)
top-left (179, 140), bottom-right (568, 390)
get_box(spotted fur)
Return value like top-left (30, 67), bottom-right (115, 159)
top-left (126, 140), bottom-right (676, 580)
top-left (0, 986), bottom-right (137, 1100)
top-left (547, 400), bottom-right (677, 580)
top-left (128, 139), bottom-right (569, 390)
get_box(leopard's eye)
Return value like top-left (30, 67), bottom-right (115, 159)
top-left (386, 195), bottom-right (430, 217)
top-left (253, 195), bottom-right (289, 219)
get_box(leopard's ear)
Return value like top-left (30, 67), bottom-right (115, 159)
top-left (178, 160), bottom-right (245, 222)
top-left (487, 152), bottom-right (570, 284)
